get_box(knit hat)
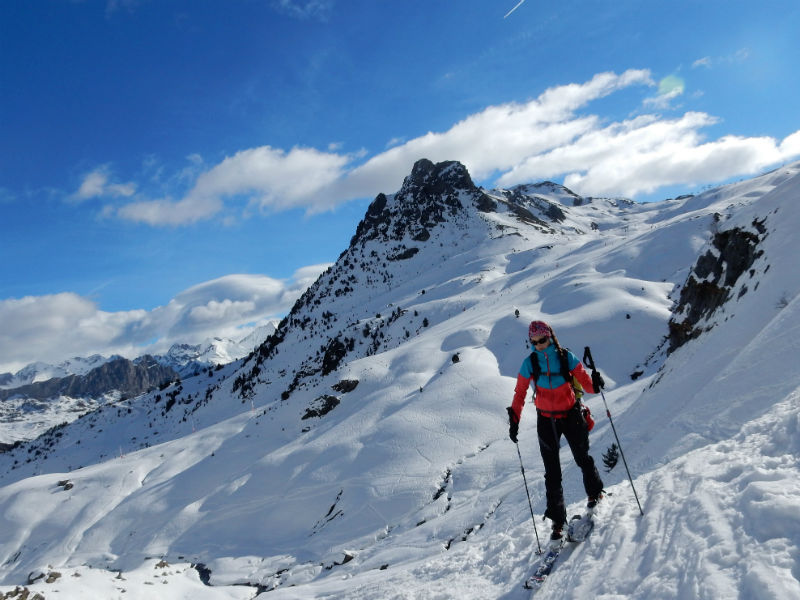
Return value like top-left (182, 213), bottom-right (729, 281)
top-left (528, 320), bottom-right (552, 340)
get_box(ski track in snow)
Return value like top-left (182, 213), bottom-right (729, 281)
top-left (1, 161), bottom-right (799, 599)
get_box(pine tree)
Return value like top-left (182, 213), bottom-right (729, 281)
top-left (602, 443), bottom-right (619, 472)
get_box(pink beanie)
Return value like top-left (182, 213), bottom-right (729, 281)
top-left (528, 320), bottom-right (552, 340)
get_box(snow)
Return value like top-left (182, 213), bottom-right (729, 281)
top-left (1, 161), bottom-right (799, 599)
top-left (8, 559), bottom-right (254, 600)
top-left (0, 355), bottom-right (117, 389)
top-left (0, 394), bottom-right (116, 445)
top-left (0, 324), bottom-right (277, 445)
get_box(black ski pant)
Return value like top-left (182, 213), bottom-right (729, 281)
top-left (537, 408), bottom-right (603, 525)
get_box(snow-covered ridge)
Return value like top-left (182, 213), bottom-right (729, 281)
top-left (0, 324), bottom-right (277, 445)
top-left (0, 324), bottom-right (277, 391)
top-left (158, 322), bottom-right (277, 377)
top-left (0, 159), bottom-right (799, 599)
top-left (0, 354), bottom-right (118, 389)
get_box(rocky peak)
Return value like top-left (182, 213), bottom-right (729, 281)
top-left (351, 159), bottom-right (484, 247)
top-left (401, 158), bottom-right (476, 195)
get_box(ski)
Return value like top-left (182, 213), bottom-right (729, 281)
top-left (523, 505), bottom-right (601, 591)
top-left (567, 492), bottom-right (609, 542)
top-left (566, 509), bottom-right (595, 542)
top-left (523, 538), bottom-right (564, 590)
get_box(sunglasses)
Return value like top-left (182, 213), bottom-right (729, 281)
top-left (531, 337), bottom-right (549, 345)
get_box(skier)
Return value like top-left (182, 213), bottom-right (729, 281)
top-left (506, 320), bottom-right (605, 541)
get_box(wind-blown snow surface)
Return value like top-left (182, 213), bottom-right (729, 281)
top-left (1, 161), bottom-right (799, 599)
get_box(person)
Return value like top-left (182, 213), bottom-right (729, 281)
top-left (506, 320), bottom-right (605, 541)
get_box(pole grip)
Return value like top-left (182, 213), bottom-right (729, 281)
top-left (583, 346), bottom-right (596, 371)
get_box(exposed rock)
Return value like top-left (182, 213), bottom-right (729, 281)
top-left (192, 563), bottom-right (212, 586)
top-left (322, 338), bottom-right (353, 376)
top-left (1, 586), bottom-right (46, 599)
top-left (387, 247), bottom-right (420, 261)
top-left (668, 225), bottom-right (765, 352)
top-left (350, 159), bottom-right (488, 247)
top-left (332, 379), bottom-right (359, 393)
top-left (0, 356), bottom-right (177, 402)
top-left (302, 395), bottom-right (341, 420)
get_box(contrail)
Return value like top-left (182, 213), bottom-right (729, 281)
top-left (504, 0), bottom-right (527, 18)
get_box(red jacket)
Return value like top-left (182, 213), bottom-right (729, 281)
top-left (510, 345), bottom-right (595, 421)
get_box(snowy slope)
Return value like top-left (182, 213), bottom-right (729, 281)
top-left (0, 160), bottom-right (798, 599)
top-left (0, 394), bottom-right (116, 447)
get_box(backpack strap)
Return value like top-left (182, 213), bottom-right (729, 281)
top-left (529, 351), bottom-right (541, 382)
top-left (529, 347), bottom-right (570, 381)
top-left (529, 347), bottom-right (584, 400)
top-left (557, 347), bottom-right (570, 383)
top-left (560, 346), bottom-right (585, 401)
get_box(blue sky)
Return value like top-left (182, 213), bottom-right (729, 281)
top-left (1, 0), bottom-right (799, 372)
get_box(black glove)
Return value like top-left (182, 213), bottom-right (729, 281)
top-left (591, 370), bottom-right (605, 391)
top-left (506, 407), bottom-right (519, 443)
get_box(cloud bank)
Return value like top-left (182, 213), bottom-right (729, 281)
top-left (81, 68), bottom-right (800, 226)
top-left (0, 265), bottom-right (330, 374)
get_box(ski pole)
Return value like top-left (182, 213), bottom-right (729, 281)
top-left (514, 441), bottom-right (543, 554)
top-left (583, 346), bottom-right (645, 516)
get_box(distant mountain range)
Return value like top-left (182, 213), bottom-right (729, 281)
top-left (0, 324), bottom-right (276, 443)
top-left (0, 323), bottom-right (277, 393)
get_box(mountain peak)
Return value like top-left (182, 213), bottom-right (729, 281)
top-left (402, 158), bottom-right (476, 194)
top-left (351, 159), bottom-right (483, 247)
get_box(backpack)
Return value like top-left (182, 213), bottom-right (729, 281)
top-left (529, 346), bottom-right (594, 429)
top-left (529, 346), bottom-right (583, 399)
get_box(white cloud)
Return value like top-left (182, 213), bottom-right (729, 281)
top-left (0, 266), bottom-right (330, 374)
top-left (108, 68), bottom-right (800, 224)
top-left (0, 293), bottom-right (140, 373)
top-left (72, 167), bottom-right (137, 202)
top-left (643, 75), bottom-right (685, 110)
top-left (494, 109), bottom-right (798, 198)
top-left (324, 69), bottom-right (657, 205)
top-left (386, 137), bottom-right (406, 149)
top-left (562, 131), bottom-right (785, 198)
top-left (116, 146), bottom-right (351, 225)
top-left (190, 146), bottom-right (351, 212)
top-left (691, 48), bottom-right (750, 69)
top-left (643, 87), bottom-right (683, 110)
top-left (116, 194), bottom-right (223, 226)
top-left (271, 0), bottom-right (333, 21)
top-left (780, 130), bottom-right (800, 157)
